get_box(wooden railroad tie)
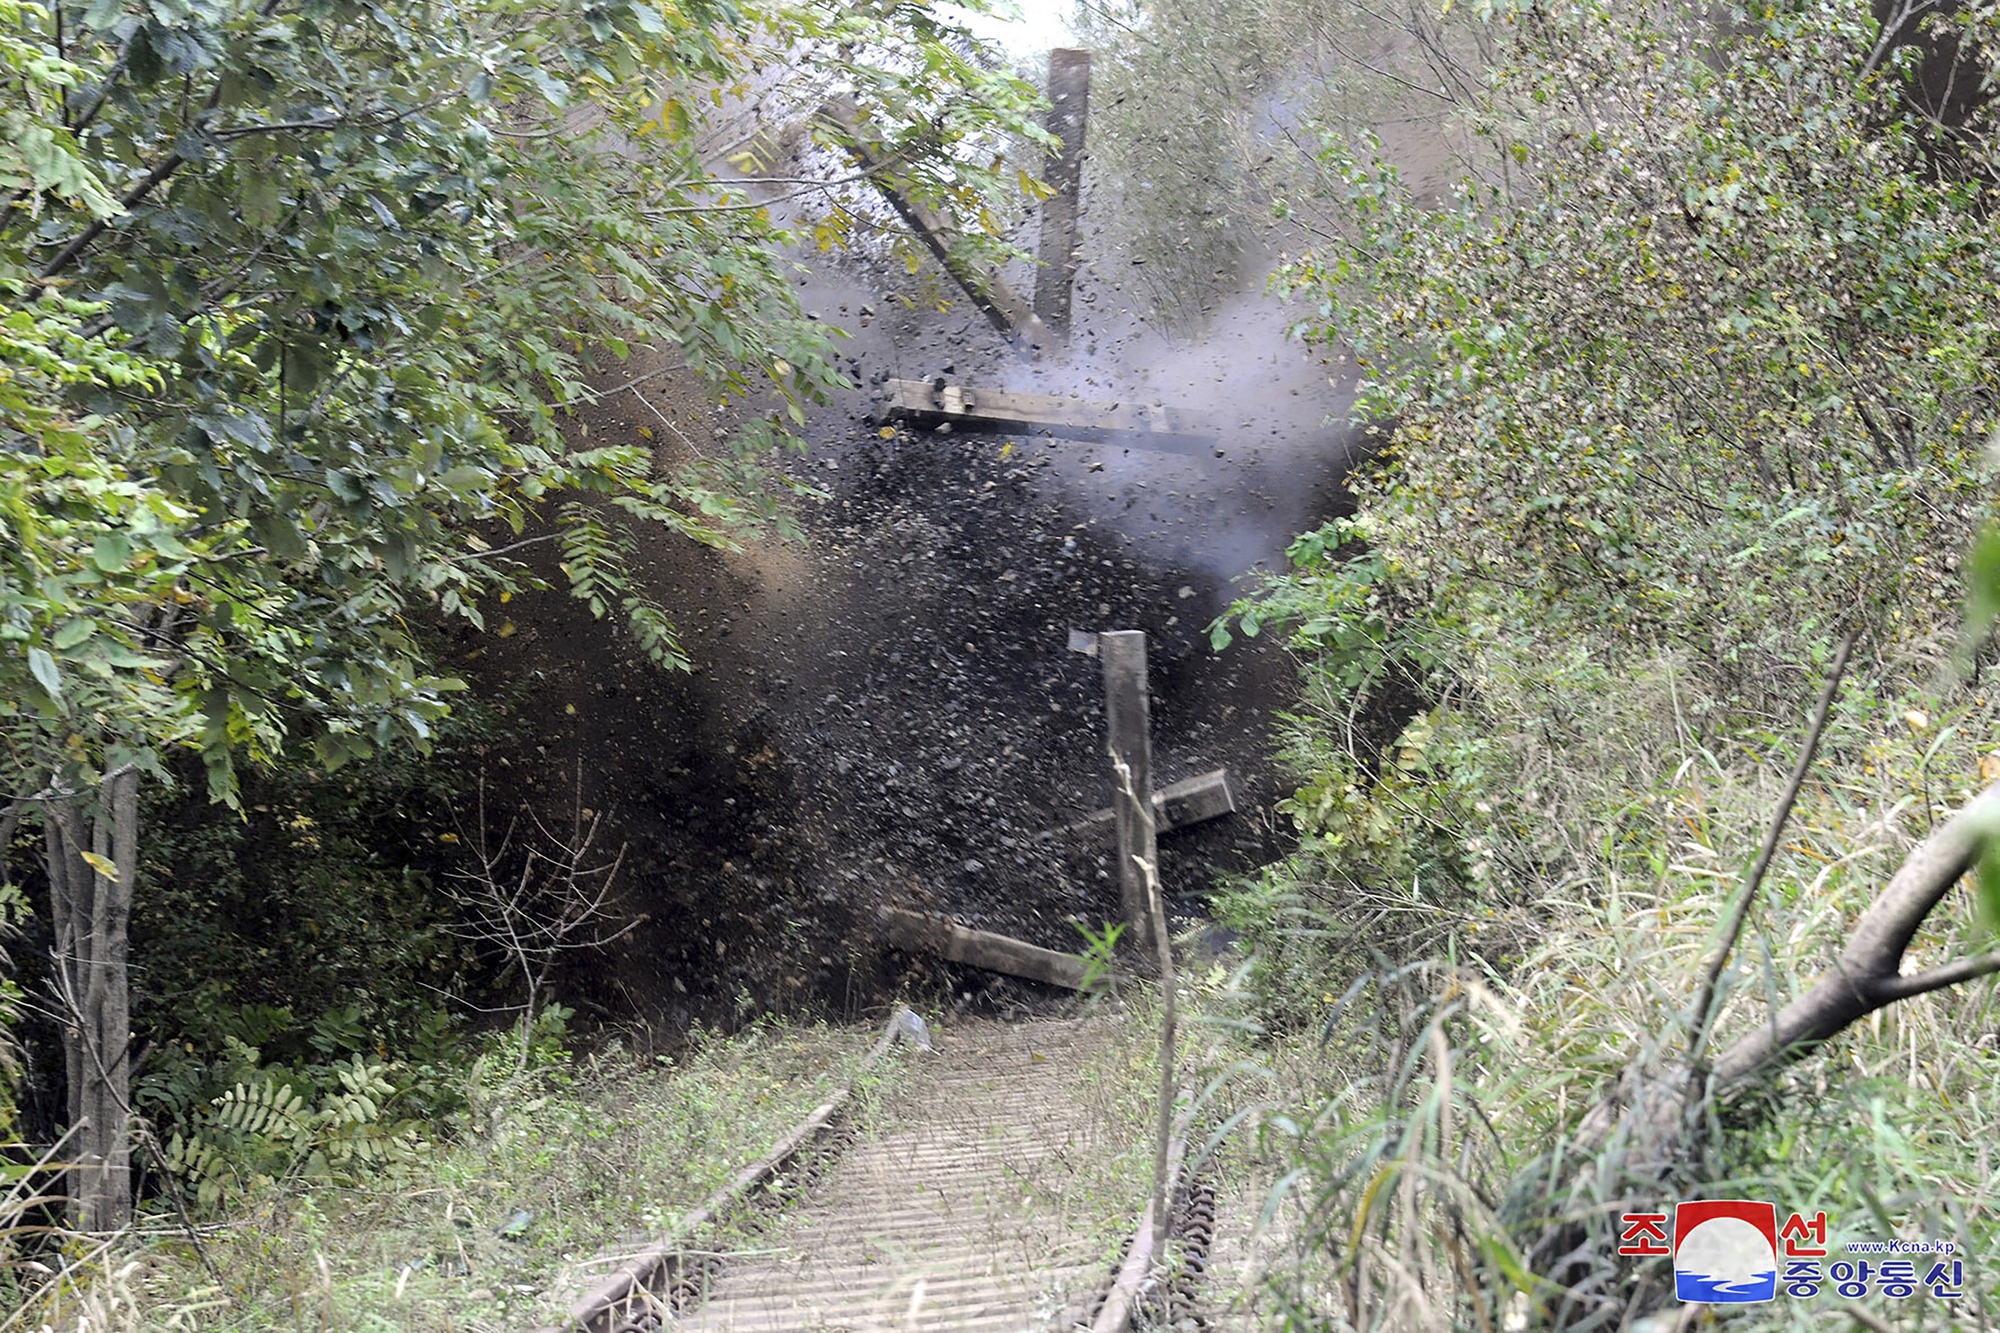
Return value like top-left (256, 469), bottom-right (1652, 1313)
top-left (882, 378), bottom-right (1221, 449)
top-left (878, 906), bottom-right (1097, 991)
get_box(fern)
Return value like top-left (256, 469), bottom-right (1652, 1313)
top-left (556, 501), bottom-right (629, 620)
top-left (158, 1058), bottom-right (424, 1211)
top-left (624, 598), bottom-right (689, 671)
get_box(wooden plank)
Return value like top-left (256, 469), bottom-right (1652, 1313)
top-left (880, 907), bottom-right (1093, 990)
top-left (1042, 769), bottom-right (1236, 840)
top-left (1034, 49), bottom-right (1091, 339)
top-left (818, 99), bottom-right (1049, 352)
top-left (883, 377), bottom-right (1219, 444)
top-left (1101, 630), bottom-right (1157, 953)
top-left (1158, 767), bottom-right (1236, 829)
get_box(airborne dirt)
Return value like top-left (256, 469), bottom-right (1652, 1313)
top-left (448, 161), bottom-right (1364, 1042)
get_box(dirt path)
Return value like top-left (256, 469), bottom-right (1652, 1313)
top-left (677, 1013), bottom-right (1150, 1332)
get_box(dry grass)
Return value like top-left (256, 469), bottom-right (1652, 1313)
top-left (1201, 634), bottom-right (2000, 1331)
top-left (14, 1017), bottom-right (903, 1332)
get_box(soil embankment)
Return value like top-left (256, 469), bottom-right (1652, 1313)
top-left (447, 212), bottom-right (1361, 1039)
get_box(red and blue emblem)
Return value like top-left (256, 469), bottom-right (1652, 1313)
top-left (1673, 1199), bottom-right (1779, 1303)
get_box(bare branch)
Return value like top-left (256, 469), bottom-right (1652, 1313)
top-left (444, 764), bottom-right (639, 1068)
top-left (1714, 778), bottom-right (2000, 1093)
top-left (1863, 950), bottom-right (2000, 1003)
top-left (1688, 626), bottom-right (1857, 1061)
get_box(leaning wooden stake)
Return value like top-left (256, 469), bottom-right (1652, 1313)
top-left (1092, 762), bottom-right (1182, 1331)
top-left (1091, 1103), bottom-right (1189, 1333)
top-left (818, 99), bottom-right (1050, 353)
top-left (1100, 631), bottom-right (1156, 953)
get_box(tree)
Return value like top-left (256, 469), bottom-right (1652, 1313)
top-left (1281, 0), bottom-right (2000, 705)
top-left (3, 0), bottom-right (1047, 1228)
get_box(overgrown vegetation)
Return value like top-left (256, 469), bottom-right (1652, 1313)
top-left (1194, 0), bottom-right (2000, 1324)
top-left (20, 1015), bottom-right (895, 1330)
top-left (2, 0), bottom-right (1053, 1262)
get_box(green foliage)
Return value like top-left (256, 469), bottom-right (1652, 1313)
top-left (128, 702), bottom-right (505, 1067)
top-left (1075, 919), bottom-right (1125, 994)
top-left (1208, 0), bottom-right (2000, 1320)
top-left (1, 0), bottom-right (1052, 805)
top-left (94, 1019), bottom-right (895, 1328)
top-left (1225, 0), bottom-right (2000, 998)
top-left (0, 0), bottom-right (1048, 1238)
top-left (1278, 0), bottom-right (2000, 711)
top-left (1211, 522), bottom-right (1504, 1027)
top-left (1237, 709), bottom-right (2000, 1327)
top-left (155, 1046), bottom-right (425, 1212)
top-left (117, 700), bottom-right (516, 1218)
top-left (1965, 524), bottom-right (2000, 941)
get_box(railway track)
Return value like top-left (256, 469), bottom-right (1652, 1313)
top-left (675, 1013), bottom-right (1141, 1331)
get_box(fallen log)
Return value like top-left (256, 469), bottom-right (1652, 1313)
top-left (879, 906), bottom-right (1094, 990)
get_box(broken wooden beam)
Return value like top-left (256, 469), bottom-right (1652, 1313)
top-left (879, 906), bottom-right (1092, 990)
top-left (1040, 769), bottom-right (1236, 842)
top-left (818, 100), bottom-right (1049, 353)
top-left (1101, 630), bottom-right (1156, 952)
top-left (1156, 768), bottom-right (1238, 829)
top-left (1034, 49), bottom-right (1091, 339)
top-left (882, 378), bottom-right (1219, 446)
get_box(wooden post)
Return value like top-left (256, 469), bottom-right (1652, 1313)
top-left (1035, 49), bottom-right (1090, 340)
top-left (1100, 630), bottom-right (1156, 952)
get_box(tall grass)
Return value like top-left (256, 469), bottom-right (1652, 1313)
top-left (8, 1017), bottom-right (901, 1332)
top-left (1213, 630), bottom-right (2000, 1330)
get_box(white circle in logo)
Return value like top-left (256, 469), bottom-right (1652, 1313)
top-left (1678, 1217), bottom-right (1775, 1286)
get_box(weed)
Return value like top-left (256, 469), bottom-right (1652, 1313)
top-left (15, 1018), bottom-right (897, 1331)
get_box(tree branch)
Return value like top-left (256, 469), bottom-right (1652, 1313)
top-left (34, 143), bottom-right (186, 282)
top-left (1714, 777), bottom-right (2000, 1093)
top-left (33, 0), bottom-right (287, 283)
top-left (1865, 949), bottom-right (2000, 1002)
top-left (1687, 626), bottom-right (1856, 1061)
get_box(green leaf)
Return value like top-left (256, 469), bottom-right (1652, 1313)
top-left (1978, 834), bottom-right (2000, 946)
top-left (11, 125), bottom-right (123, 218)
top-left (92, 531), bottom-right (133, 572)
top-left (52, 618), bottom-right (97, 651)
top-left (1965, 524), bottom-right (2000, 652)
top-left (26, 647), bottom-right (62, 700)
